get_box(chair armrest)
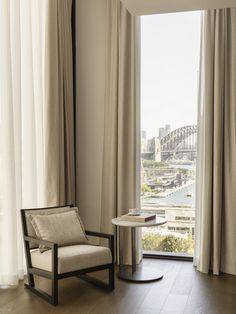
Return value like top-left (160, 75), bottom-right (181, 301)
top-left (85, 230), bottom-right (113, 240)
top-left (85, 230), bottom-right (114, 264)
top-left (24, 236), bottom-right (58, 275)
top-left (24, 236), bottom-right (57, 248)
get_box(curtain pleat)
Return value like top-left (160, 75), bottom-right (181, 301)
top-left (195, 8), bottom-right (236, 275)
top-left (100, 0), bottom-right (140, 265)
top-left (43, 0), bottom-right (75, 206)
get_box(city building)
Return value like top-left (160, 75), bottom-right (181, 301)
top-left (158, 127), bottom-right (166, 139)
top-left (142, 205), bottom-right (195, 238)
top-left (141, 135), bottom-right (162, 161)
top-left (159, 124), bottom-right (171, 139)
top-left (141, 130), bottom-right (147, 153)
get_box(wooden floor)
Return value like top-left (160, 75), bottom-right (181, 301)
top-left (1, 259), bottom-right (236, 314)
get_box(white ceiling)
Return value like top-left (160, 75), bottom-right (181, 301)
top-left (121, 0), bottom-right (236, 15)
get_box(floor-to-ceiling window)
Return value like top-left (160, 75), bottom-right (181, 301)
top-left (141, 11), bottom-right (201, 256)
top-left (0, 119), bottom-right (1, 211)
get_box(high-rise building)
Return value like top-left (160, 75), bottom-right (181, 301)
top-left (165, 124), bottom-right (171, 136)
top-left (159, 125), bottom-right (171, 139)
top-left (141, 130), bottom-right (146, 139)
top-left (159, 127), bottom-right (165, 139)
top-left (141, 130), bottom-right (147, 153)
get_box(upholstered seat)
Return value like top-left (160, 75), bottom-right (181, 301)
top-left (30, 244), bottom-right (112, 274)
top-left (21, 205), bottom-right (115, 305)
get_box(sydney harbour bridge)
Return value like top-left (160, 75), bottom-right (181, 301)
top-left (160, 125), bottom-right (197, 160)
top-left (142, 125), bottom-right (198, 161)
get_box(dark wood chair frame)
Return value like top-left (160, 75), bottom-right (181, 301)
top-left (21, 204), bottom-right (115, 306)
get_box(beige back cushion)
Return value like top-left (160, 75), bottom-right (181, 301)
top-left (29, 208), bottom-right (88, 252)
top-left (26, 206), bottom-right (77, 248)
top-left (26, 206), bottom-right (71, 238)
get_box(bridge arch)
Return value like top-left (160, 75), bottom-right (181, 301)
top-left (160, 125), bottom-right (197, 152)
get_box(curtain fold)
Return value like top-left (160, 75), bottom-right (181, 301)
top-left (43, 0), bottom-right (75, 206)
top-left (100, 0), bottom-right (141, 265)
top-left (0, 0), bottom-right (45, 287)
top-left (0, 0), bottom-right (75, 287)
top-left (195, 8), bottom-right (236, 275)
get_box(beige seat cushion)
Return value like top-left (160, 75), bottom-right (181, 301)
top-left (30, 244), bottom-right (112, 274)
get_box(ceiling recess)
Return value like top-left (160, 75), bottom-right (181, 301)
top-left (121, 0), bottom-right (236, 16)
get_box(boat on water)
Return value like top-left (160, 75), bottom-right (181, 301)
top-left (186, 191), bottom-right (193, 197)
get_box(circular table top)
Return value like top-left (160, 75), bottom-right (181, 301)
top-left (112, 215), bottom-right (167, 228)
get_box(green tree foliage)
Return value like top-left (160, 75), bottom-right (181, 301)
top-left (141, 183), bottom-right (152, 193)
top-left (142, 234), bottom-right (163, 250)
top-left (142, 233), bottom-right (194, 254)
top-left (179, 169), bottom-right (188, 175)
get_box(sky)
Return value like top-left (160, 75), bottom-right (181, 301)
top-left (141, 11), bottom-right (201, 139)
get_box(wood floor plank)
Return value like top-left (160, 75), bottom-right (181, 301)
top-left (0, 286), bottom-right (23, 309)
top-left (161, 294), bottom-right (188, 313)
top-left (1, 259), bottom-right (236, 314)
top-left (137, 260), bottom-right (183, 312)
top-left (170, 261), bottom-right (196, 296)
top-left (184, 287), bottom-right (236, 314)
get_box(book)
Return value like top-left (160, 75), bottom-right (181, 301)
top-left (120, 213), bottom-right (156, 223)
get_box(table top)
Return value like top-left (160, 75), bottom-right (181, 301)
top-left (112, 215), bottom-right (167, 228)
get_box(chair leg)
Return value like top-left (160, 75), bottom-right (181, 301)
top-left (52, 278), bottom-right (58, 306)
top-left (28, 273), bottom-right (35, 287)
top-left (109, 266), bottom-right (115, 291)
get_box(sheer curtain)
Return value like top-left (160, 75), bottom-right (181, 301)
top-left (0, 0), bottom-right (45, 287)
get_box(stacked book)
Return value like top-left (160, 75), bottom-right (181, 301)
top-left (120, 213), bottom-right (156, 223)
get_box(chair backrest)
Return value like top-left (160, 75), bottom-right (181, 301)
top-left (21, 204), bottom-right (74, 248)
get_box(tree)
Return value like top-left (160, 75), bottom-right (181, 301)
top-left (158, 236), bottom-right (183, 252)
top-left (158, 235), bottom-right (193, 254)
top-left (141, 183), bottom-right (152, 193)
top-left (142, 233), bottom-right (194, 254)
top-left (142, 234), bottom-right (163, 251)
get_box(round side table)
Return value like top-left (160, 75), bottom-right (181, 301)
top-left (112, 215), bottom-right (167, 283)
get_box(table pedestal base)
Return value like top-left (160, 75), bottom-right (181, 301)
top-left (117, 265), bottom-right (163, 283)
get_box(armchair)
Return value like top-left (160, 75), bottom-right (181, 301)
top-left (21, 205), bottom-right (115, 306)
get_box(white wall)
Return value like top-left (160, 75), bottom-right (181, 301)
top-left (75, 0), bottom-right (106, 231)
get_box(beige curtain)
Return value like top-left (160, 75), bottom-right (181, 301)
top-left (100, 0), bottom-right (140, 264)
top-left (195, 8), bottom-right (236, 275)
top-left (43, 0), bottom-right (75, 206)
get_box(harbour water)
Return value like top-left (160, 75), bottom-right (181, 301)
top-left (142, 182), bottom-right (196, 207)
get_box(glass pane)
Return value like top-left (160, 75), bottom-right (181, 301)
top-left (141, 11), bottom-right (201, 256)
